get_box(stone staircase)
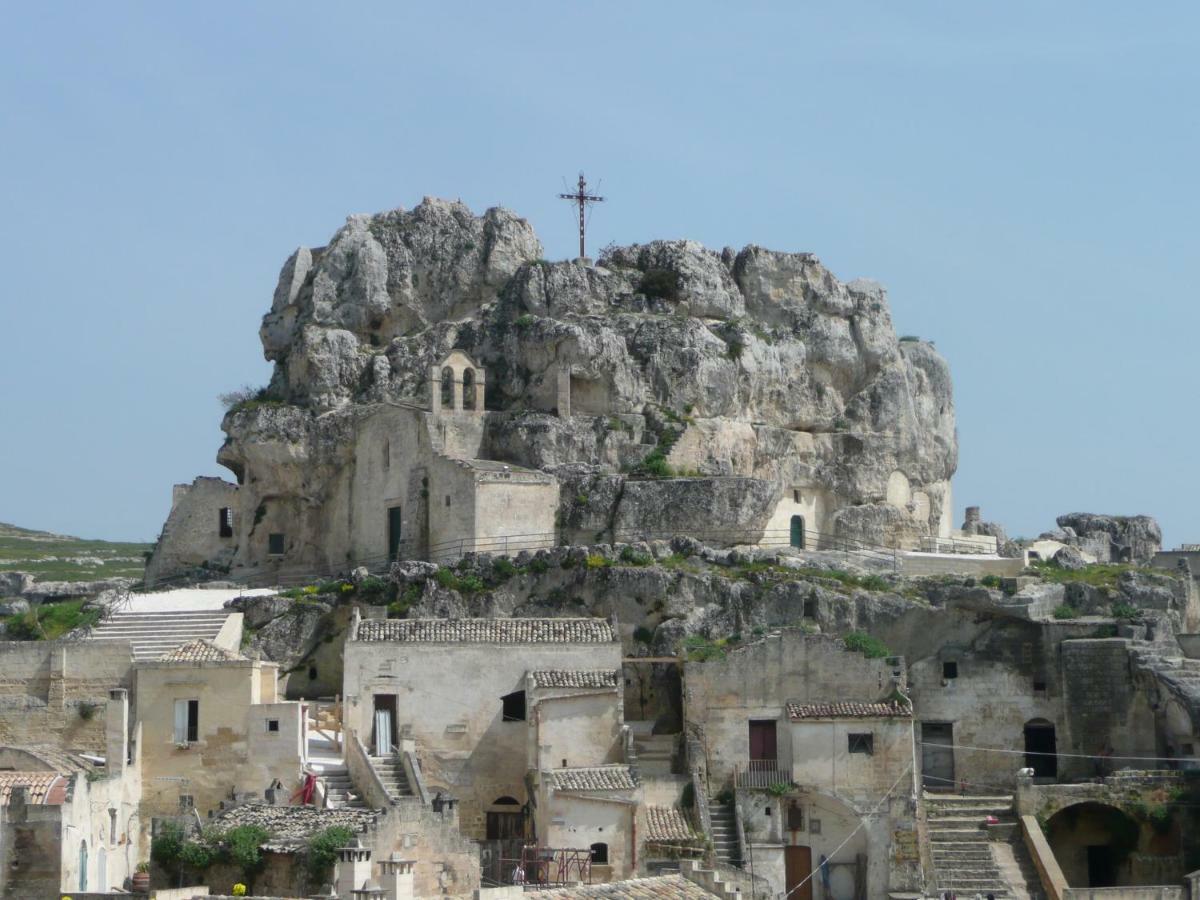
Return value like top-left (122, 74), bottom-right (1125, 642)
top-left (369, 754), bottom-right (413, 801)
top-left (633, 733), bottom-right (677, 776)
top-left (707, 797), bottom-right (741, 868)
top-left (321, 763), bottom-right (366, 808)
top-left (926, 793), bottom-right (1017, 898)
top-left (86, 609), bottom-right (235, 661)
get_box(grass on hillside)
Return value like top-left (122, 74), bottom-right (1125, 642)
top-left (0, 522), bottom-right (150, 583)
top-left (1027, 560), bottom-right (1147, 589)
top-left (2, 598), bottom-right (101, 640)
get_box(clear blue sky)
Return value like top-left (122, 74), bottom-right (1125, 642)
top-left (1, 3), bottom-right (1195, 545)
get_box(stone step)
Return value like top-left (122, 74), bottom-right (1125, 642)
top-left (932, 828), bottom-right (990, 843)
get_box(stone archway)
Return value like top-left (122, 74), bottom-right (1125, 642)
top-left (1045, 802), bottom-right (1141, 887)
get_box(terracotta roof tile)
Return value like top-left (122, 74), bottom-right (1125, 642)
top-left (527, 874), bottom-right (717, 897)
top-left (356, 617), bottom-right (616, 644)
top-left (212, 801), bottom-right (378, 851)
top-left (643, 805), bottom-right (696, 843)
top-left (159, 639), bottom-right (246, 662)
top-left (530, 669), bottom-right (619, 689)
top-left (0, 772), bottom-right (68, 806)
top-left (549, 765), bottom-right (636, 792)
top-left (786, 700), bottom-right (911, 720)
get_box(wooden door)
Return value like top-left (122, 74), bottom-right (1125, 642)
top-left (749, 720), bottom-right (777, 761)
top-left (785, 845), bottom-right (813, 900)
top-left (790, 515), bottom-right (806, 548)
top-left (921, 722), bottom-right (955, 791)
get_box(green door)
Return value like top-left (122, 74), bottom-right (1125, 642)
top-left (790, 515), bottom-right (805, 549)
top-left (387, 506), bottom-right (403, 559)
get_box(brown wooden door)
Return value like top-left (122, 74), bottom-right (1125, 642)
top-left (749, 720), bottom-right (777, 761)
top-left (785, 845), bottom-right (813, 900)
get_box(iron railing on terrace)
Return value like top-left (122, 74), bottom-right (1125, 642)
top-left (735, 759), bottom-right (790, 790)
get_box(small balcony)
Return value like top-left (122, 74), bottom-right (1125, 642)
top-left (736, 759), bottom-right (789, 790)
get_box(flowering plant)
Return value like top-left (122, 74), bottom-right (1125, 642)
top-left (232, 885), bottom-right (247, 897)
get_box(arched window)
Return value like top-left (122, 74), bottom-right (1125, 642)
top-left (462, 368), bottom-right (476, 410)
top-left (590, 842), bottom-right (608, 864)
top-left (441, 367), bottom-right (455, 409)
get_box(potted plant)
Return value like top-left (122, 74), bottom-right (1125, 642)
top-left (132, 861), bottom-right (150, 892)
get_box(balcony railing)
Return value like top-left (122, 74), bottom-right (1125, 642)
top-left (736, 759), bottom-right (788, 789)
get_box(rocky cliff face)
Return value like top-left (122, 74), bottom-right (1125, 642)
top-left (221, 197), bottom-right (957, 545)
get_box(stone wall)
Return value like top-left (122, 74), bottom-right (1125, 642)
top-left (145, 476), bottom-right (239, 585)
top-left (0, 641), bottom-right (134, 754)
top-left (1061, 640), bottom-right (1157, 772)
top-left (342, 634), bottom-right (622, 839)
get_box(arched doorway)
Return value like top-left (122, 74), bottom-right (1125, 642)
top-left (486, 796), bottom-right (524, 840)
top-left (441, 367), bottom-right (455, 409)
top-left (1024, 719), bottom-right (1058, 779)
top-left (1046, 802), bottom-right (1141, 887)
top-left (790, 515), bottom-right (806, 549)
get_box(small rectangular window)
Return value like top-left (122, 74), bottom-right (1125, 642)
top-left (218, 507), bottom-right (234, 538)
top-left (501, 690), bottom-right (526, 722)
top-left (787, 803), bottom-right (804, 830)
top-left (943, 661), bottom-right (958, 679)
top-left (803, 599), bottom-right (817, 619)
top-left (848, 733), bottom-right (873, 755)
top-left (267, 719), bottom-right (280, 733)
top-left (179, 795), bottom-right (194, 810)
top-left (793, 489), bottom-right (802, 504)
top-left (445, 495), bottom-right (451, 507)
top-left (268, 533), bottom-right (285, 556)
top-left (1184, 743), bottom-right (1195, 756)
top-left (1033, 680), bottom-right (1047, 692)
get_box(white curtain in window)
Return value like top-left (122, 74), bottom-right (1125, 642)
top-left (174, 700), bottom-right (189, 743)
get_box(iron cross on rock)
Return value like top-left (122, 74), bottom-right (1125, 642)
top-left (558, 172), bottom-right (604, 260)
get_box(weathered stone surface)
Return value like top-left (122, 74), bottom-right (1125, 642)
top-left (247, 603), bottom-right (331, 670)
top-left (1053, 546), bottom-right (1086, 571)
top-left (227, 594), bottom-right (293, 629)
top-left (0, 598), bottom-right (30, 616)
top-left (1055, 513), bottom-right (1162, 565)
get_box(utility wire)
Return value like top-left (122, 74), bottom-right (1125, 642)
top-left (781, 762), bottom-right (914, 900)
top-left (918, 740), bottom-right (1184, 764)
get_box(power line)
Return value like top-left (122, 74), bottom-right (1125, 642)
top-left (918, 740), bottom-right (1185, 764)
top-left (781, 762), bottom-right (914, 900)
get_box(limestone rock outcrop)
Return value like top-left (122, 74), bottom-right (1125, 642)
top-left (150, 197), bottom-right (960, 583)
top-left (1055, 513), bottom-right (1163, 566)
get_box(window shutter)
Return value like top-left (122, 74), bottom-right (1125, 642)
top-left (174, 700), bottom-right (188, 743)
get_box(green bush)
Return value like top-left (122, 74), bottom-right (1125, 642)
top-left (633, 625), bottom-right (655, 645)
top-left (1052, 604), bottom-right (1079, 620)
top-left (528, 558), bottom-right (549, 574)
top-left (514, 314), bottom-right (535, 330)
top-left (306, 825), bottom-right (357, 884)
top-left (492, 558), bottom-right (518, 580)
top-left (220, 385), bottom-right (284, 413)
top-left (843, 631), bottom-right (891, 659)
top-left (356, 576), bottom-right (387, 601)
top-left (980, 574), bottom-right (1002, 589)
top-left (767, 782), bottom-right (791, 796)
top-left (619, 546), bottom-right (653, 566)
top-left (151, 821), bottom-right (186, 869)
top-left (639, 268), bottom-right (681, 302)
top-left (585, 554), bottom-right (610, 570)
top-left (226, 824), bottom-right (270, 878)
top-left (1111, 602), bottom-right (1138, 620)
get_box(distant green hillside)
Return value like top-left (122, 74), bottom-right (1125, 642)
top-left (0, 522), bottom-right (150, 583)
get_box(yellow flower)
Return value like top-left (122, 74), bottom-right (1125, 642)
top-left (232, 885), bottom-right (247, 897)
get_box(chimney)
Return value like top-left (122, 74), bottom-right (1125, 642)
top-left (106, 688), bottom-right (129, 776)
top-left (336, 844), bottom-right (372, 897)
top-left (379, 855), bottom-right (416, 900)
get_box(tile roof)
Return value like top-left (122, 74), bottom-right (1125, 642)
top-left (0, 772), bottom-right (68, 806)
top-left (527, 874), bottom-right (717, 898)
top-left (643, 805), bottom-right (696, 843)
top-left (530, 669), bottom-right (619, 690)
top-left (158, 639), bottom-right (247, 662)
top-left (356, 617), bottom-right (617, 644)
top-left (549, 765), bottom-right (637, 792)
top-left (786, 700), bottom-right (912, 720)
top-left (212, 801), bottom-right (378, 851)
